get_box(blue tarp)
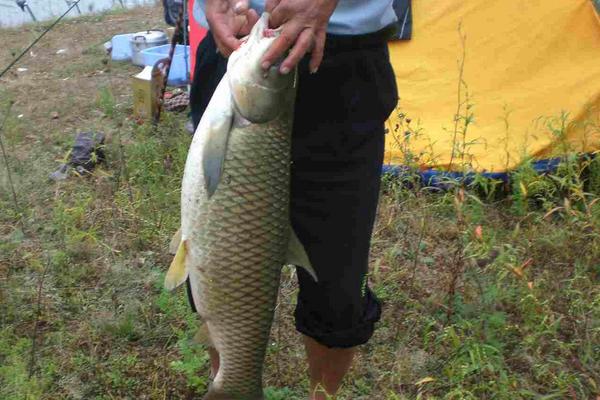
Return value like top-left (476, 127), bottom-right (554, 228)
top-left (382, 158), bottom-right (563, 189)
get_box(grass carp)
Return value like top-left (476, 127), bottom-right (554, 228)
top-left (165, 13), bottom-right (316, 400)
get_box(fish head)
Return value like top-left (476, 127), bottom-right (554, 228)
top-left (228, 13), bottom-right (296, 124)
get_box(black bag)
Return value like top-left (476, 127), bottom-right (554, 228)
top-left (69, 131), bottom-right (105, 172)
top-left (49, 131), bottom-right (105, 181)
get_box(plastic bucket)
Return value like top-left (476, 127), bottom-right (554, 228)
top-left (141, 44), bottom-right (190, 86)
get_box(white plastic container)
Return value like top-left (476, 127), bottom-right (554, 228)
top-left (130, 30), bottom-right (169, 66)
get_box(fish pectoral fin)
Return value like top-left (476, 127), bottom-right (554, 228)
top-left (168, 228), bottom-right (182, 255)
top-left (286, 228), bottom-right (318, 282)
top-left (164, 240), bottom-right (189, 291)
top-left (202, 106), bottom-right (233, 199)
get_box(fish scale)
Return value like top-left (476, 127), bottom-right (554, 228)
top-left (192, 111), bottom-right (295, 399)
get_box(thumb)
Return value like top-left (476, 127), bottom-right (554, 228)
top-left (264, 0), bottom-right (282, 13)
top-left (239, 9), bottom-right (260, 36)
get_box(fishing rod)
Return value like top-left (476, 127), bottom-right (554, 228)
top-left (153, 0), bottom-right (185, 124)
top-left (0, 0), bottom-right (83, 79)
top-left (183, 0), bottom-right (190, 92)
top-left (15, 0), bottom-right (37, 21)
top-left (64, 0), bottom-right (82, 15)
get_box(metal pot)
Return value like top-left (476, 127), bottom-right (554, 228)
top-left (130, 30), bottom-right (169, 66)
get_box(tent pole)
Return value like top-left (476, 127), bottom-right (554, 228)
top-left (183, 0), bottom-right (190, 94)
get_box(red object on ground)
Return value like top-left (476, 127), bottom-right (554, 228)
top-left (188, 0), bottom-right (207, 81)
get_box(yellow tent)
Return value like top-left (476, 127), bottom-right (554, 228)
top-left (385, 0), bottom-right (600, 173)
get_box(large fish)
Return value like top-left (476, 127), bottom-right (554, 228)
top-left (165, 13), bottom-right (316, 400)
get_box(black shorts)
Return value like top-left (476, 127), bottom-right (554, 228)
top-left (189, 30), bottom-right (398, 348)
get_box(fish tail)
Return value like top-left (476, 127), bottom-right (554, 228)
top-left (203, 385), bottom-right (263, 400)
top-left (202, 386), bottom-right (229, 400)
top-left (202, 388), bottom-right (230, 400)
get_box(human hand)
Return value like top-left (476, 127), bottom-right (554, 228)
top-left (262, 0), bottom-right (339, 74)
top-left (205, 0), bottom-right (260, 57)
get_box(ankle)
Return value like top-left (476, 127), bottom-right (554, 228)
top-left (310, 389), bottom-right (331, 400)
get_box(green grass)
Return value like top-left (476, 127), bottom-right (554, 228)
top-left (1, 6), bottom-right (600, 400)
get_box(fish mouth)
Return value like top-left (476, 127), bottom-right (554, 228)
top-left (263, 28), bottom-right (280, 39)
top-left (263, 27), bottom-right (286, 69)
top-left (271, 56), bottom-right (285, 69)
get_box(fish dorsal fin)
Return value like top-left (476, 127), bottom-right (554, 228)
top-left (201, 78), bottom-right (234, 198)
top-left (164, 239), bottom-right (188, 291)
top-left (286, 228), bottom-right (318, 282)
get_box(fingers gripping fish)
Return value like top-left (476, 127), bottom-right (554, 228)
top-left (165, 13), bottom-right (317, 400)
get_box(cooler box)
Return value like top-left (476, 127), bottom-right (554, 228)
top-left (111, 33), bottom-right (135, 61)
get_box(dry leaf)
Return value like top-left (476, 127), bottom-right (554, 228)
top-left (543, 207), bottom-right (563, 219)
top-left (519, 182), bottom-right (528, 197)
top-left (521, 258), bottom-right (533, 271)
top-left (511, 266), bottom-right (524, 278)
top-left (415, 376), bottom-right (436, 386)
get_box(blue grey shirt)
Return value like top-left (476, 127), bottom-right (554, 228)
top-left (194, 0), bottom-right (397, 35)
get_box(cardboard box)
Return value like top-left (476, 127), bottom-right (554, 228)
top-left (165, 27), bottom-right (176, 42)
top-left (132, 65), bottom-right (161, 121)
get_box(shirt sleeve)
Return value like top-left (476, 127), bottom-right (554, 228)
top-left (193, 0), bottom-right (209, 29)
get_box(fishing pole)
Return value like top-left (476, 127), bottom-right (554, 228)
top-left (64, 0), bottom-right (82, 15)
top-left (0, 0), bottom-right (84, 79)
top-left (0, 100), bottom-right (19, 212)
top-left (183, 0), bottom-right (190, 90)
top-left (15, 0), bottom-right (37, 21)
top-left (153, 0), bottom-right (185, 124)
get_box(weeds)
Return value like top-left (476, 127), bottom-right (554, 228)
top-left (1, 6), bottom-right (599, 400)
top-left (372, 23), bottom-right (600, 400)
top-left (0, 97), bottom-right (20, 215)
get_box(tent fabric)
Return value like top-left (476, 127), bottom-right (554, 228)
top-left (188, 0), bottom-right (207, 81)
top-left (392, 0), bottom-right (412, 40)
top-left (384, 0), bottom-right (600, 173)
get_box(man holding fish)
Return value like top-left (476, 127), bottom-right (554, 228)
top-left (179, 1), bottom-right (399, 398)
